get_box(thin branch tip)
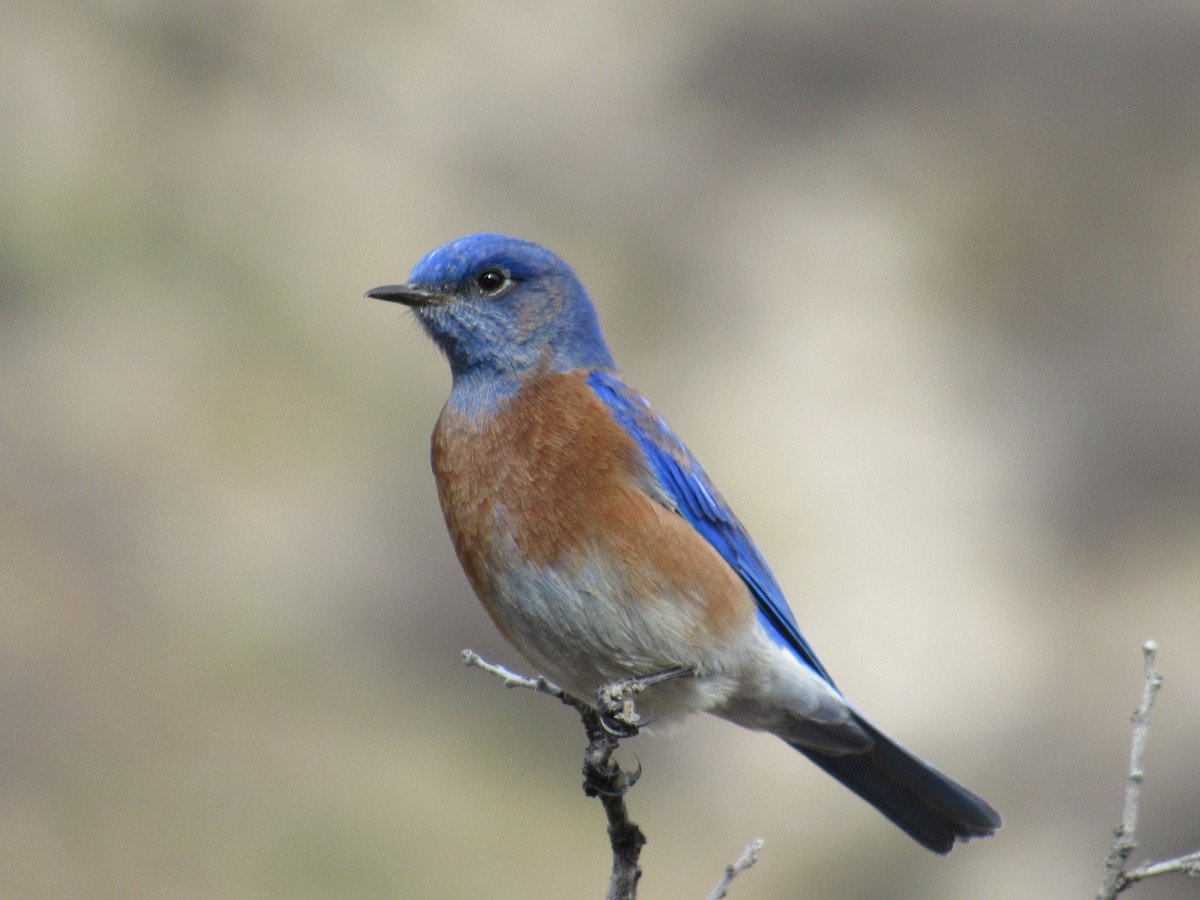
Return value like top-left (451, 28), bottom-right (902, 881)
top-left (1096, 642), bottom-right (1198, 900)
top-left (705, 839), bottom-right (765, 900)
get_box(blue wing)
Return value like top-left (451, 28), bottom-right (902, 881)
top-left (588, 371), bottom-right (836, 688)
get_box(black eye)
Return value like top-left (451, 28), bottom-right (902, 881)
top-left (475, 268), bottom-right (509, 295)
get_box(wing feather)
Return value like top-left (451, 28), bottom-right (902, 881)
top-left (588, 371), bottom-right (835, 687)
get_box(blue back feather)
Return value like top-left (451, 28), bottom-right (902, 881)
top-left (587, 371), bottom-right (835, 688)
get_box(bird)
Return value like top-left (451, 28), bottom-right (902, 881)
top-left (366, 233), bottom-right (1001, 854)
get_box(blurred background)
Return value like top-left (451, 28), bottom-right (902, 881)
top-left (3, 1), bottom-right (1199, 897)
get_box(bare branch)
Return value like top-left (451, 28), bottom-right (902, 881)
top-left (461, 649), bottom-right (577, 704)
top-left (1123, 850), bottom-right (1200, 884)
top-left (706, 839), bottom-right (765, 900)
top-left (1095, 641), bottom-right (1199, 899)
top-left (1096, 640), bottom-right (1161, 899)
top-left (463, 649), bottom-right (660, 900)
top-left (581, 710), bottom-right (645, 900)
top-left (464, 652), bottom-right (768, 898)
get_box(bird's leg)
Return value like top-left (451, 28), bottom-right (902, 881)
top-left (596, 666), bottom-right (696, 737)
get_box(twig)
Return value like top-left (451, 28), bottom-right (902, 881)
top-left (1121, 850), bottom-right (1200, 885)
top-left (1096, 641), bottom-right (1161, 899)
top-left (463, 650), bottom-right (657, 900)
top-left (461, 649), bottom-right (575, 703)
top-left (1095, 641), bottom-right (1200, 898)
top-left (581, 695), bottom-right (646, 900)
top-left (706, 839), bottom-right (765, 900)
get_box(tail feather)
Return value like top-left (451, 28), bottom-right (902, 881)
top-left (793, 715), bottom-right (1001, 854)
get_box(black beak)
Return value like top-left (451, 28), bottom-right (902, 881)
top-left (364, 283), bottom-right (443, 307)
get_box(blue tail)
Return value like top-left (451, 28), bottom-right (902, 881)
top-left (793, 715), bottom-right (1000, 854)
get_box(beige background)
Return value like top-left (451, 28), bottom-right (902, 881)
top-left (4, 1), bottom-right (1199, 897)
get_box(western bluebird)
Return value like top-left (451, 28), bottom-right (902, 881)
top-left (366, 233), bottom-right (1000, 853)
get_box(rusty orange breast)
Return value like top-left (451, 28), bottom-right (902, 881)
top-left (431, 370), bottom-right (755, 645)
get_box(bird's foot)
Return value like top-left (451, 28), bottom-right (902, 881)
top-left (596, 667), bottom-right (695, 737)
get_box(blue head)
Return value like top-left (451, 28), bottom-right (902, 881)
top-left (367, 235), bottom-right (616, 401)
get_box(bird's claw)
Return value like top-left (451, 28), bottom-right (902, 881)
top-left (595, 666), bottom-right (695, 736)
top-left (586, 757), bottom-right (643, 797)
